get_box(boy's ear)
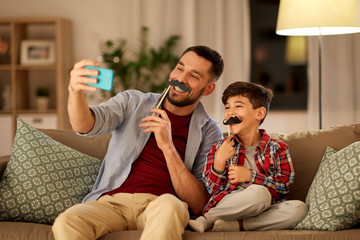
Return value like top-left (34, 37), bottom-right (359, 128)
top-left (202, 82), bottom-right (216, 96)
top-left (256, 107), bottom-right (267, 121)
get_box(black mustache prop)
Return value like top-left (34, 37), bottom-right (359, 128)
top-left (168, 80), bottom-right (192, 92)
top-left (223, 116), bottom-right (243, 125)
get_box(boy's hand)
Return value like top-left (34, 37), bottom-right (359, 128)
top-left (213, 136), bottom-right (235, 172)
top-left (228, 166), bottom-right (252, 184)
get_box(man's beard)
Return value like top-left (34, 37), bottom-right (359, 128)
top-left (167, 87), bottom-right (205, 107)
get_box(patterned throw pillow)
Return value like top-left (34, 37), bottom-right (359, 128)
top-left (0, 119), bottom-right (101, 224)
top-left (295, 141), bottom-right (360, 231)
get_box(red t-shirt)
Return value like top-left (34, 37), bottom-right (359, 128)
top-left (104, 108), bottom-right (192, 197)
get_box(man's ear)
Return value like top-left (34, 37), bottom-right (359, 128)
top-left (202, 82), bottom-right (216, 96)
top-left (256, 107), bottom-right (267, 121)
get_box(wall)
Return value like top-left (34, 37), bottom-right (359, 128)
top-left (0, 0), bottom-right (135, 61)
top-left (0, 0), bottom-right (311, 137)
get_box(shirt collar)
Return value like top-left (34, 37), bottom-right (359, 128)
top-left (232, 129), bottom-right (271, 153)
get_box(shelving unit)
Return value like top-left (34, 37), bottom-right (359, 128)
top-left (0, 17), bottom-right (73, 136)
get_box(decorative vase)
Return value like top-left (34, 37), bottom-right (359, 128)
top-left (36, 97), bottom-right (50, 110)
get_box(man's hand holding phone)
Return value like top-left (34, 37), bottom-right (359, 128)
top-left (69, 60), bottom-right (113, 93)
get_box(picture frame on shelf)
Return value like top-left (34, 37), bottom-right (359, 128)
top-left (20, 40), bottom-right (55, 65)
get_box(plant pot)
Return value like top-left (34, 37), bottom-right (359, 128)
top-left (36, 97), bottom-right (50, 110)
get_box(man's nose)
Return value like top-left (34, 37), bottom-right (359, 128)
top-left (177, 72), bottom-right (188, 83)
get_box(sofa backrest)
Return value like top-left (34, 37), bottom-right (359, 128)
top-left (39, 129), bottom-right (112, 160)
top-left (3, 124), bottom-right (358, 203)
top-left (271, 124), bottom-right (360, 201)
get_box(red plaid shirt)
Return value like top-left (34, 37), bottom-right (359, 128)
top-left (202, 129), bottom-right (294, 214)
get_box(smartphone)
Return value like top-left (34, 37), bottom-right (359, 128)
top-left (84, 66), bottom-right (114, 91)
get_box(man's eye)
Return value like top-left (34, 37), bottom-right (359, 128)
top-left (191, 74), bottom-right (199, 79)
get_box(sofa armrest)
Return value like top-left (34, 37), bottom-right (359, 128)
top-left (0, 155), bottom-right (9, 179)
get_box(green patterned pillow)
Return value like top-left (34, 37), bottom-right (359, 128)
top-left (295, 141), bottom-right (360, 231)
top-left (0, 119), bottom-right (101, 224)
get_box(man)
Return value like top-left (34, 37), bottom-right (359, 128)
top-left (52, 46), bottom-right (224, 240)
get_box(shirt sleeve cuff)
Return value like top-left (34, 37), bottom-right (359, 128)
top-left (210, 164), bottom-right (226, 178)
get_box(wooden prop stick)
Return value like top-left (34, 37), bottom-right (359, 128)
top-left (228, 125), bottom-right (233, 166)
top-left (152, 86), bottom-right (171, 115)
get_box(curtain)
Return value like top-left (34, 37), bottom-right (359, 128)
top-left (307, 33), bottom-right (360, 129)
top-left (122, 0), bottom-right (251, 131)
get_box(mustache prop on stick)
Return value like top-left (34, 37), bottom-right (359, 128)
top-left (224, 116), bottom-right (243, 137)
top-left (223, 116), bottom-right (243, 125)
top-left (223, 116), bottom-right (243, 166)
top-left (153, 80), bottom-right (192, 115)
top-left (168, 80), bottom-right (192, 92)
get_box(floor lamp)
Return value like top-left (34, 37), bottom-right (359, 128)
top-left (275, 0), bottom-right (360, 129)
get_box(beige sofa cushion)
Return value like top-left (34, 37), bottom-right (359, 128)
top-left (271, 124), bottom-right (360, 201)
top-left (39, 129), bottom-right (111, 160)
top-left (0, 222), bottom-right (54, 240)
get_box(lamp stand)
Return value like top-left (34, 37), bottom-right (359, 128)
top-left (318, 31), bottom-right (322, 129)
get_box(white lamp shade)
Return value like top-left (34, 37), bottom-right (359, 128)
top-left (276, 0), bottom-right (360, 36)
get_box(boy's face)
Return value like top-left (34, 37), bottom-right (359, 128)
top-left (224, 95), bottom-right (264, 135)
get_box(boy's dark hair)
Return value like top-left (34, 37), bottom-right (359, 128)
top-left (222, 81), bottom-right (273, 125)
top-left (182, 46), bottom-right (224, 82)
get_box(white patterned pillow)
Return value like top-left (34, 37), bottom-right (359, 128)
top-left (0, 119), bottom-right (101, 224)
top-left (295, 141), bottom-right (360, 231)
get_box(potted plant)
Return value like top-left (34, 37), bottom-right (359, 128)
top-left (35, 86), bottom-right (50, 110)
top-left (100, 26), bottom-right (181, 96)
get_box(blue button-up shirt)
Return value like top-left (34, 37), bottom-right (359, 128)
top-left (81, 90), bottom-right (222, 202)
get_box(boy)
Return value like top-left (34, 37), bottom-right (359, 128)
top-left (189, 81), bottom-right (307, 232)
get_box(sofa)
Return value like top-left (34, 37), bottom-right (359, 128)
top-left (0, 123), bottom-right (359, 240)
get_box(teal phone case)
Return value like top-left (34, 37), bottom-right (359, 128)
top-left (85, 66), bottom-right (114, 91)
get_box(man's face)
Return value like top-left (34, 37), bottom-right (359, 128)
top-left (167, 51), bottom-right (214, 107)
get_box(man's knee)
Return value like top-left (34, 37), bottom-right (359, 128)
top-left (52, 205), bottom-right (78, 238)
top-left (146, 194), bottom-right (189, 221)
top-left (53, 204), bottom-right (83, 229)
top-left (151, 194), bottom-right (188, 213)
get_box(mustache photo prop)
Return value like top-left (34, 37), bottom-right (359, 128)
top-left (168, 80), bottom-right (192, 92)
top-left (152, 80), bottom-right (192, 116)
top-left (224, 116), bottom-right (243, 143)
top-left (223, 116), bottom-right (243, 125)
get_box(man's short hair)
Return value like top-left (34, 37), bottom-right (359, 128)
top-left (182, 46), bottom-right (224, 82)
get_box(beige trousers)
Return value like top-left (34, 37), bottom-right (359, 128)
top-left (52, 193), bottom-right (189, 240)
